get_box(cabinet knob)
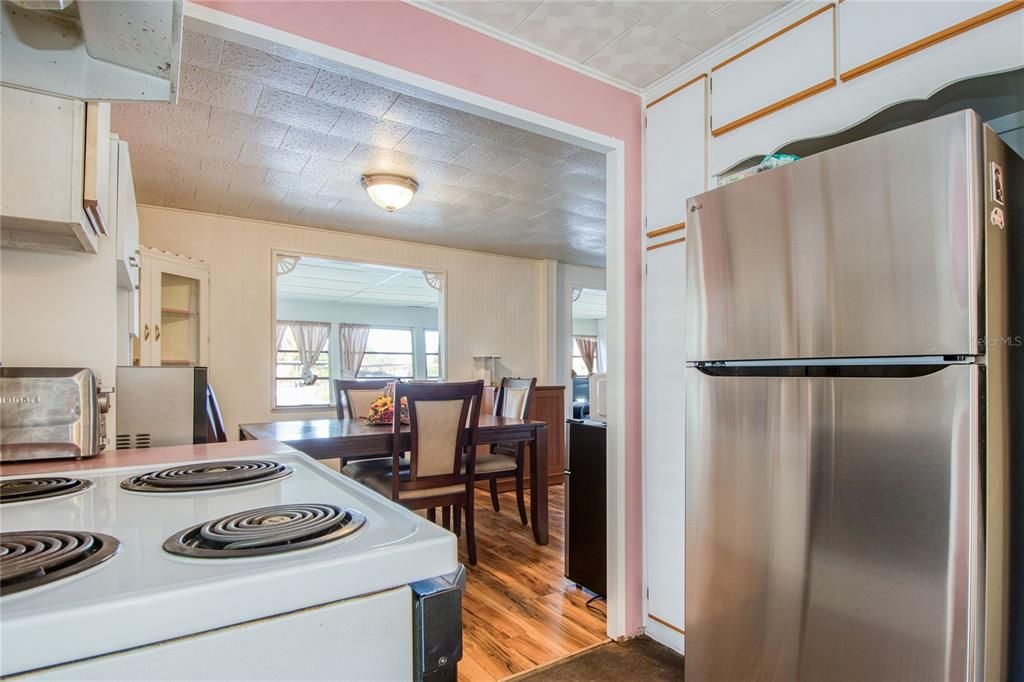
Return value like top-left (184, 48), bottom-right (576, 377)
top-left (143, 323), bottom-right (150, 341)
top-left (154, 324), bottom-right (161, 341)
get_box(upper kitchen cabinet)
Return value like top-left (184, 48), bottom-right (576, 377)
top-left (710, 5), bottom-right (835, 137)
top-left (645, 76), bottom-right (707, 232)
top-left (1, 0), bottom-right (183, 102)
top-left (108, 136), bottom-right (140, 291)
top-left (136, 248), bottom-right (210, 369)
top-left (839, 1), bottom-right (1020, 81)
top-left (0, 87), bottom-right (110, 252)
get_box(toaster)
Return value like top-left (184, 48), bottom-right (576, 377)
top-left (0, 367), bottom-right (110, 461)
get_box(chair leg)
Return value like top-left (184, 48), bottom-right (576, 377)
top-left (442, 506), bottom-right (451, 530)
top-left (427, 508), bottom-right (436, 523)
top-left (453, 505), bottom-right (461, 537)
top-left (464, 499), bottom-right (477, 566)
top-left (516, 446), bottom-right (528, 525)
top-left (489, 479), bottom-right (501, 512)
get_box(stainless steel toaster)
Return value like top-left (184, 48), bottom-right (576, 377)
top-left (0, 367), bottom-right (110, 461)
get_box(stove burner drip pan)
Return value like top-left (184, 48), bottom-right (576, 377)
top-left (121, 460), bottom-right (292, 493)
top-left (0, 477), bottom-right (93, 504)
top-left (163, 503), bottom-right (367, 558)
top-left (0, 531), bottom-right (120, 595)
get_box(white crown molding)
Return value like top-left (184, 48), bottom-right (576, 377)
top-left (404, 0), bottom-right (643, 95)
top-left (643, 0), bottom-right (829, 103)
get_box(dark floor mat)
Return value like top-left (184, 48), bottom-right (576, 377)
top-left (513, 637), bottom-right (684, 681)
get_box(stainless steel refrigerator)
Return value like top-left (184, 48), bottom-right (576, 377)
top-left (685, 110), bottom-right (1013, 681)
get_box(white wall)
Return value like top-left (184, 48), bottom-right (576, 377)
top-left (1, 237), bottom-right (119, 440)
top-left (139, 205), bottom-right (550, 436)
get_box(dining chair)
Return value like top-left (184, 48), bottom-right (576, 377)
top-left (333, 379), bottom-right (391, 420)
top-left (206, 385), bottom-right (228, 443)
top-left (343, 380), bottom-right (484, 564)
top-left (475, 377), bottom-right (536, 525)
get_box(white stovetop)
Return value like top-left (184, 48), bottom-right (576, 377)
top-left (0, 451), bottom-right (457, 676)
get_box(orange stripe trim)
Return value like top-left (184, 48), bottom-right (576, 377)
top-left (712, 79), bottom-right (835, 137)
top-left (646, 223), bottom-right (685, 239)
top-left (647, 236), bottom-right (686, 251)
top-left (646, 74), bottom-right (707, 109)
top-left (711, 4), bottom-right (835, 73)
top-left (839, 0), bottom-right (1024, 82)
top-left (648, 614), bottom-right (686, 635)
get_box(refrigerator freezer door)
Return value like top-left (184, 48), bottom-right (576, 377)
top-left (685, 364), bottom-right (980, 681)
top-left (686, 110), bottom-right (983, 362)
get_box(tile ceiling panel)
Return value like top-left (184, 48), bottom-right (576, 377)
top-left (423, 0), bottom-right (793, 89)
top-left (113, 29), bottom-right (607, 267)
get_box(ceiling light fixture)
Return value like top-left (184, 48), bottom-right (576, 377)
top-left (361, 174), bottom-right (418, 213)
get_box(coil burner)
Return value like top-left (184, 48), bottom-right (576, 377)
top-left (120, 460), bottom-right (292, 493)
top-left (0, 477), bottom-right (93, 504)
top-left (1, 531), bottom-right (120, 595)
top-left (163, 503), bottom-right (367, 558)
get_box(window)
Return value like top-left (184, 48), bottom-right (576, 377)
top-left (358, 328), bottom-right (414, 379)
top-left (425, 330), bottom-right (441, 379)
top-left (276, 326), bottom-right (331, 407)
top-left (572, 337), bottom-right (597, 377)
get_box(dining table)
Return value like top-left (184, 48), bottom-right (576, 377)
top-left (238, 415), bottom-right (549, 545)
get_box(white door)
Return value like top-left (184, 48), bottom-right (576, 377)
top-left (643, 239), bottom-right (687, 649)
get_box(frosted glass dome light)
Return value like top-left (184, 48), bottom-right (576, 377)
top-left (361, 174), bottom-right (418, 213)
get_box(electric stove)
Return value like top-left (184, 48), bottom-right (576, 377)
top-left (0, 449), bottom-right (461, 679)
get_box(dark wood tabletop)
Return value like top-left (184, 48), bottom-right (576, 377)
top-left (239, 415), bottom-right (549, 545)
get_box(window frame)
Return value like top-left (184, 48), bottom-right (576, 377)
top-left (424, 328), bottom-right (442, 380)
top-left (271, 250), bottom-right (447, 411)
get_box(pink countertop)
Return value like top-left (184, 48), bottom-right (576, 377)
top-left (0, 441), bottom-right (300, 477)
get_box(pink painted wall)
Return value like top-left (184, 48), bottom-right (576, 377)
top-left (199, 0), bottom-right (644, 633)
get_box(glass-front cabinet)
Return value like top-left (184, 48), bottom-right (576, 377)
top-left (135, 247), bottom-right (210, 367)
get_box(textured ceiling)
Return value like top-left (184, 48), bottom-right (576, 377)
top-left (113, 29), bottom-right (607, 267)
top-left (277, 258), bottom-right (440, 308)
top-left (424, 0), bottom-right (790, 89)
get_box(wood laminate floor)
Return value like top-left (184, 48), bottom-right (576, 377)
top-left (456, 484), bottom-right (608, 681)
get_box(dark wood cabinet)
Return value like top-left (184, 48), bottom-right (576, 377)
top-left (479, 384), bottom-right (564, 491)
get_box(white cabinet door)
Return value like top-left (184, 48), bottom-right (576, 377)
top-left (710, 5), bottom-right (835, 137)
top-left (644, 239), bottom-right (687, 649)
top-left (839, 1), bottom-right (1004, 80)
top-left (113, 139), bottom-right (140, 291)
top-left (645, 77), bottom-right (706, 232)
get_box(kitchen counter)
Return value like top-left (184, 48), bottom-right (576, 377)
top-left (0, 440), bottom-right (299, 476)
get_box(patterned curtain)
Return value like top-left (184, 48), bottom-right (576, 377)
top-left (339, 323), bottom-right (371, 379)
top-left (291, 321), bottom-right (330, 385)
top-left (575, 336), bottom-right (598, 374)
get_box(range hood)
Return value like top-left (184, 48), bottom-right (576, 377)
top-left (1, 0), bottom-right (182, 102)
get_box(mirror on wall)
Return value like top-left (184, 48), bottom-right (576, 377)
top-left (273, 254), bottom-right (444, 408)
top-left (570, 287), bottom-right (606, 420)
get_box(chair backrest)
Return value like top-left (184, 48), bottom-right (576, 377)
top-left (494, 377), bottom-right (537, 420)
top-left (334, 379), bottom-right (391, 420)
top-left (393, 380), bottom-right (483, 497)
top-left (206, 385), bottom-right (227, 443)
